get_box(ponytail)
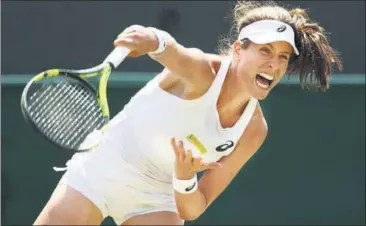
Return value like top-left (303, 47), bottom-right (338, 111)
top-left (287, 9), bottom-right (343, 91)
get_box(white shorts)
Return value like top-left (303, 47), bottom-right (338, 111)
top-left (58, 147), bottom-right (179, 225)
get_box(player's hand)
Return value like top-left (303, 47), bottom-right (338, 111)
top-left (171, 137), bottom-right (223, 180)
top-left (113, 25), bottom-right (159, 57)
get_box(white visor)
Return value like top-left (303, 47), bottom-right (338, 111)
top-left (238, 20), bottom-right (299, 55)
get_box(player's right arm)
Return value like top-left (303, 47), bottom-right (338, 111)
top-left (113, 25), bottom-right (215, 85)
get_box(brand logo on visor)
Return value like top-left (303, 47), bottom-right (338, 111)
top-left (277, 25), bottom-right (286, 32)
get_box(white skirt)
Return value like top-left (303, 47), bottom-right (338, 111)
top-left (58, 145), bottom-right (178, 225)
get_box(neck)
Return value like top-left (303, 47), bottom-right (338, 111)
top-left (217, 66), bottom-right (252, 116)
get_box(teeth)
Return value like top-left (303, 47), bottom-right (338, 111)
top-left (258, 73), bottom-right (274, 81)
top-left (256, 79), bottom-right (269, 89)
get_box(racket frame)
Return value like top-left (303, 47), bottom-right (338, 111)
top-left (20, 65), bottom-right (110, 152)
top-left (20, 46), bottom-right (130, 152)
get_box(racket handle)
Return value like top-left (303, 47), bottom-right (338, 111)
top-left (104, 46), bottom-right (131, 68)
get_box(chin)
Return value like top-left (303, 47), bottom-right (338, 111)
top-left (254, 94), bottom-right (269, 100)
top-left (253, 90), bottom-right (270, 100)
top-left (249, 81), bottom-right (272, 100)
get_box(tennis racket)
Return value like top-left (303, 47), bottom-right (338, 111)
top-left (20, 46), bottom-right (131, 152)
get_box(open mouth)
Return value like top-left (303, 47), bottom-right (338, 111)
top-left (256, 73), bottom-right (274, 89)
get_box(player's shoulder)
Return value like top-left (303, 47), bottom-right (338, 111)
top-left (190, 49), bottom-right (227, 74)
top-left (182, 50), bottom-right (227, 85)
top-left (159, 51), bottom-right (224, 78)
top-left (203, 53), bottom-right (226, 74)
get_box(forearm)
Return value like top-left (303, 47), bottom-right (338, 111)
top-left (175, 188), bottom-right (207, 221)
top-left (170, 138), bottom-right (220, 221)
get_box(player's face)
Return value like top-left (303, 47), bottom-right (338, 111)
top-left (231, 40), bottom-right (293, 100)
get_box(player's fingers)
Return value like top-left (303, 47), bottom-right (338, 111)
top-left (113, 36), bottom-right (136, 48)
top-left (113, 35), bottom-right (143, 57)
top-left (184, 149), bottom-right (193, 164)
top-left (170, 137), bottom-right (179, 159)
top-left (201, 162), bottom-right (223, 171)
top-left (190, 157), bottom-right (203, 171)
top-left (177, 140), bottom-right (186, 162)
top-left (118, 25), bottom-right (145, 37)
top-left (192, 157), bottom-right (202, 167)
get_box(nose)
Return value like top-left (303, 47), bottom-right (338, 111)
top-left (267, 57), bottom-right (281, 71)
top-left (268, 57), bottom-right (281, 70)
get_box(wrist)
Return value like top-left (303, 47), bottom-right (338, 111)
top-left (148, 27), bottom-right (167, 55)
top-left (173, 173), bottom-right (198, 194)
top-left (175, 172), bottom-right (196, 180)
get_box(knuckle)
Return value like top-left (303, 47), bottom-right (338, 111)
top-left (128, 24), bottom-right (143, 30)
top-left (130, 33), bottom-right (140, 39)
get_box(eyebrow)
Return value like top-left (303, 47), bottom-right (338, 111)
top-left (265, 43), bottom-right (292, 55)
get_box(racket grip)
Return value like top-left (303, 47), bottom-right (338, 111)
top-left (104, 46), bottom-right (131, 68)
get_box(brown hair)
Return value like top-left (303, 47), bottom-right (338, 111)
top-left (218, 1), bottom-right (343, 91)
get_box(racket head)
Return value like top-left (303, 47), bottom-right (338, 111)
top-left (21, 69), bottom-right (109, 152)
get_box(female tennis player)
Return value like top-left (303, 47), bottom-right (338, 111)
top-left (34, 1), bottom-right (342, 225)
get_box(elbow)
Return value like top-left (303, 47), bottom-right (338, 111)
top-left (178, 206), bottom-right (206, 221)
top-left (175, 189), bottom-right (209, 221)
top-left (179, 212), bottom-right (201, 221)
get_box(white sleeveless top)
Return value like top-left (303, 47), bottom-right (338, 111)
top-left (95, 57), bottom-right (258, 182)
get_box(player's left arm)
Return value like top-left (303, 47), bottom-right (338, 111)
top-left (199, 108), bottom-right (268, 207)
top-left (176, 105), bottom-right (268, 220)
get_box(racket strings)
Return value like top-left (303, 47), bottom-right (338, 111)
top-left (27, 79), bottom-right (105, 149)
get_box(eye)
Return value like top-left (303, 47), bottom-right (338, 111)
top-left (260, 47), bottom-right (271, 54)
top-left (280, 55), bottom-right (289, 60)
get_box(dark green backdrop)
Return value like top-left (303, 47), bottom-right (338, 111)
top-left (2, 82), bottom-right (364, 225)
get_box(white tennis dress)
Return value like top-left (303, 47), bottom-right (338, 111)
top-left (59, 57), bottom-right (258, 224)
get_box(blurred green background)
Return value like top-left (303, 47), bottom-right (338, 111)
top-left (1, 1), bottom-right (365, 225)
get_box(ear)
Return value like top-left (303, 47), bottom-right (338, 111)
top-left (232, 40), bottom-right (242, 58)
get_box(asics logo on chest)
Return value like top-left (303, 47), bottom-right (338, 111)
top-left (186, 134), bottom-right (235, 154)
top-left (215, 140), bottom-right (235, 152)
